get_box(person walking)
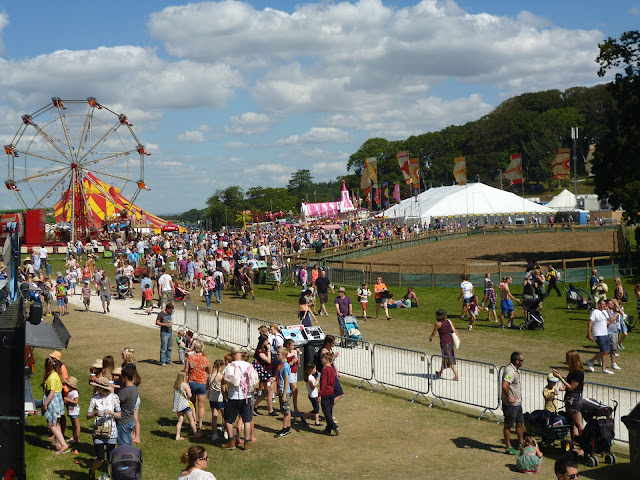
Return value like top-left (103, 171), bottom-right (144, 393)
top-left (429, 308), bottom-right (460, 381)
top-left (585, 299), bottom-right (614, 374)
top-left (501, 351), bottom-right (524, 455)
top-left (155, 303), bottom-right (174, 366)
top-left (545, 265), bottom-right (562, 297)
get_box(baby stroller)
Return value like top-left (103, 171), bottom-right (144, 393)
top-left (523, 410), bottom-right (571, 452)
top-left (574, 398), bottom-right (618, 466)
top-left (174, 283), bottom-right (189, 302)
top-left (519, 296), bottom-right (544, 331)
top-left (110, 445), bottom-right (142, 479)
top-left (343, 315), bottom-right (362, 347)
top-left (565, 283), bottom-right (592, 311)
top-left (117, 276), bottom-right (130, 300)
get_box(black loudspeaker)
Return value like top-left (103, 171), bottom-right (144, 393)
top-left (27, 302), bottom-right (42, 326)
top-left (0, 300), bottom-right (26, 479)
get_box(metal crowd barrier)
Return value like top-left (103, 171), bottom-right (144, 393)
top-left (216, 311), bottom-right (248, 348)
top-left (583, 381), bottom-right (639, 443)
top-left (333, 335), bottom-right (374, 388)
top-left (330, 268), bottom-right (366, 288)
top-left (372, 344), bottom-right (430, 402)
top-left (430, 356), bottom-right (500, 419)
top-left (247, 317), bottom-right (272, 351)
top-left (183, 302), bottom-right (198, 332)
top-left (515, 368), bottom-right (555, 416)
top-left (198, 308), bottom-right (218, 340)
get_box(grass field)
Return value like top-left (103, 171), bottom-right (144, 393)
top-left (23, 235), bottom-right (638, 479)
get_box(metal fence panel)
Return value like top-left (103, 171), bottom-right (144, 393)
top-left (583, 381), bottom-right (640, 443)
top-left (431, 356), bottom-right (500, 412)
top-left (198, 309), bottom-right (218, 339)
top-left (330, 268), bottom-right (366, 287)
top-left (184, 305), bottom-right (198, 332)
top-left (372, 344), bottom-right (429, 396)
top-left (333, 336), bottom-right (373, 383)
top-left (216, 311), bottom-right (248, 347)
top-left (247, 317), bottom-right (272, 350)
top-left (516, 368), bottom-right (553, 415)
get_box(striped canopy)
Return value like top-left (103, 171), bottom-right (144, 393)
top-left (53, 171), bottom-right (168, 231)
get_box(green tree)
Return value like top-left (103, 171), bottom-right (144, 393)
top-left (287, 169), bottom-right (314, 199)
top-left (595, 31), bottom-right (640, 221)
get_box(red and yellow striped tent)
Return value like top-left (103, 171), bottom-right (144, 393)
top-left (54, 171), bottom-right (169, 231)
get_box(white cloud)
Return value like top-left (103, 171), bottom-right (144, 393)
top-left (177, 125), bottom-right (210, 143)
top-left (226, 112), bottom-right (271, 135)
top-left (0, 13), bottom-right (8, 55)
top-left (629, 7), bottom-right (639, 15)
top-left (277, 127), bottom-right (352, 145)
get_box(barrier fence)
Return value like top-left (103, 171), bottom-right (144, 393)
top-left (372, 344), bottom-right (430, 402)
top-left (430, 356), bottom-right (500, 419)
top-left (175, 308), bottom-right (637, 444)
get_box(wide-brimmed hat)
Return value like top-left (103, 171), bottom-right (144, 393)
top-left (90, 376), bottom-right (113, 392)
top-left (66, 376), bottom-right (79, 389)
top-left (547, 373), bottom-right (559, 383)
top-left (338, 287), bottom-right (346, 293)
top-left (111, 367), bottom-right (122, 376)
top-left (91, 359), bottom-right (103, 369)
top-left (49, 350), bottom-right (62, 361)
top-left (230, 346), bottom-right (243, 354)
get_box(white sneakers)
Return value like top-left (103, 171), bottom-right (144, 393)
top-left (586, 360), bottom-right (595, 372)
top-left (612, 363), bottom-right (621, 370)
top-left (602, 369), bottom-right (614, 375)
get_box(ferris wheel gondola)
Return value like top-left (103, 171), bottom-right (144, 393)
top-left (5, 97), bottom-right (151, 242)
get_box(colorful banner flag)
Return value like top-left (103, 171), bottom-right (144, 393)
top-left (552, 148), bottom-right (570, 180)
top-left (585, 144), bottom-right (596, 177)
top-left (374, 187), bottom-right (381, 206)
top-left (392, 183), bottom-right (400, 203)
top-left (409, 158), bottom-right (420, 189)
top-left (363, 186), bottom-right (372, 209)
top-left (504, 153), bottom-right (523, 185)
top-left (397, 151), bottom-right (410, 184)
top-left (382, 182), bottom-right (389, 208)
top-left (453, 156), bottom-right (467, 185)
top-left (360, 157), bottom-right (378, 189)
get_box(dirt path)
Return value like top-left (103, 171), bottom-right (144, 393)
top-left (344, 230), bottom-right (618, 273)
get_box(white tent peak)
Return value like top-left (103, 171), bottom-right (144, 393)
top-left (546, 189), bottom-right (576, 211)
top-left (382, 182), bottom-right (555, 223)
top-left (338, 180), bottom-right (354, 212)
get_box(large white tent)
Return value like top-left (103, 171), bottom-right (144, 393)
top-left (382, 183), bottom-right (555, 223)
top-left (545, 189), bottom-right (577, 211)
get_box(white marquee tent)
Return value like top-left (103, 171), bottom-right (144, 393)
top-left (545, 189), bottom-right (577, 211)
top-left (382, 183), bottom-right (555, 223)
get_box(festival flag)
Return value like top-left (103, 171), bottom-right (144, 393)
top-left (364, 186), bottom-right (372, 209)
top-left (552, 148), bottom-right (570, 180)
top-left (382, 182), bottom-right (389, 208)
top-left (392, 183), bottom-right (400, 203)
top-left (397, 151), bottom-right (411, 184)
top-left (374, 187), bottom-right (381, 206)
top-left (504, 153), bottom-right (523, 185)
top-left (453, 156), bottom-right (467, 185)
top-left (360, 157), bottom-right (378, 189)
top-left (585, 144), bottom-right (596, 177)
top-left (409, 158), bottom-right (420, 189)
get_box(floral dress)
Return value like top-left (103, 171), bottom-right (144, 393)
top-left (173, 384), bottom-right (191, 413)
top-left (516, 445), bottom-right (542, 473)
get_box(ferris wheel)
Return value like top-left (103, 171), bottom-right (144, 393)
top-left (4, 97), bottom-right (150, 242)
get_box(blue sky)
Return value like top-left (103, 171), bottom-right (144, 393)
top-left (0, 0), bottom-right (637, 214)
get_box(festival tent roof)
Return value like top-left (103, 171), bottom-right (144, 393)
top-left (53, 171), bottom-right (169, 231)
top-left (382, 183), bottom-right (555, 222)
top-left (545, 189), bottom-right (577, 211)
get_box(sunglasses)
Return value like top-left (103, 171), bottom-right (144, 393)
top-left (568, 474), bottom-right (578, 480)
top-left (200, 456), bottom-right (209, 461)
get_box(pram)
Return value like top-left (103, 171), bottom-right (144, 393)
top-left (574, 398), bottom-right (618, 466)
top-left (110, 445), bottom-right (142, 479)
top-left (342, 315), bottom-right (362, 347)
top-left (174, 283), bottom-right (189, 302)
top-left (518, 296), bottom-right (544, 331)
top-left (117, 276), bottom-right (131, 300)
top-left (523, 410), bottom-right (571, 452)
top-left (565, 283), bottom-right (593, 311)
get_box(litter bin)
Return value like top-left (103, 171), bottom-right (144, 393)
top-left (622, 402), bottom-right (640, 471)
top-left (303, 340), bottom-right (325, 373)
top-left (256, 260), bottom-right (268, 284)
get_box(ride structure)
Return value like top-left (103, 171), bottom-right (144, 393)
top-left (5, 97), bottom-right (151, 243)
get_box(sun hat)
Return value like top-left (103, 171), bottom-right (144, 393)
top-left (91, 359), bottom-right (103, 369)
top-left (338, 287), bottom-right (346, 293)
top-left (66, 376), bottom-right (79, 389)
top-left (230, 346), bottom-right (243, 354)
top-left (598, 276), bottom-right (605, 281)
top-left (111, 367), bottom-right (122, 376)
top-left (90, 376), bottom-right (113, 392)
top-left (49, 350), bottom-right (62, 361)
top-left (547, 373), bottom-right (559, 383)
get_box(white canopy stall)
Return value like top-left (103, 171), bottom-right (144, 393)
top-left (545, 189), bottom-right (577, 211)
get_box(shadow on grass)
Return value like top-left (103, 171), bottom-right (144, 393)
top-left (150, 429), bottom-right (176, 439)
top-left (53, 470), bottom-right (90, 480)
top-left (156, 416), bottom-right (176, 427)
top-left (451, 436), bottom-right (501, 453)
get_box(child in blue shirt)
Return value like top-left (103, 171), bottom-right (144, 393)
top-left (275, 347), bottom-right (291, 438)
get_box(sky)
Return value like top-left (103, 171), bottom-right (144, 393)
top-left (0, 0), bottom-right (637, 214)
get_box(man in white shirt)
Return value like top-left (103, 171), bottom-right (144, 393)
top-left (586, 299), bottom-right (613, 374)
top-left (222, 346), bottom-right (253, 450)
top-left (157, 267), bottom-right (174, 310)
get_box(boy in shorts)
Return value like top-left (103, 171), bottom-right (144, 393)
top-left (274, 347), bottom-right (292, 438)
top-left (143, 285), bottom-right (154, 315)
top-left (81, 280), bottom-right (92, 312)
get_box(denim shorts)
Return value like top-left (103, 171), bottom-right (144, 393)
top-left (595, 335), bottom-right (611, 353)
top-left (209, 401), bottom-right (225, 410)
top-left (189, 381), bottom-right (207, 395)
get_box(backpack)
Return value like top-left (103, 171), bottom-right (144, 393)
top-left (42, 283), bottom-right (51, 297)
top-left (215, 274), bottom-right (223, 288)
top-left (621, 288), bottom-right (629, 303)
top-left (223, 362), bottom-right (259, 397)
top-left (56, 284), bottom-right (66, 298)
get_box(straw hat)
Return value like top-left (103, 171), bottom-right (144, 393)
top-left (66, 376), bottom-right (79, 389)
top-left (111, 367), bottom-right (122, 376)
top-left (90, 376), bottom-right (113, 392)
top-left (91, 359), bottom-right (103, 369)
top-left (49, 351), bottom-right (62, 361)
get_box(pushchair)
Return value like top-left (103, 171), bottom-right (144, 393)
top-left (565, 283), bottom-right (592, 311)
top-left (174, 283), bottom-right (189, 302)
top-left (117, 276), bottom-right (131, 300)
top-left (343, 316), bottom-right (362, 347)
top-left (518, 296), bottom-right (544, 331)
top-left (110, 445), bottom-right (142, 479)
top-left (523, 410), bottom-right (571, 452)
top-left (574, 398), bottom-right (618, 466)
